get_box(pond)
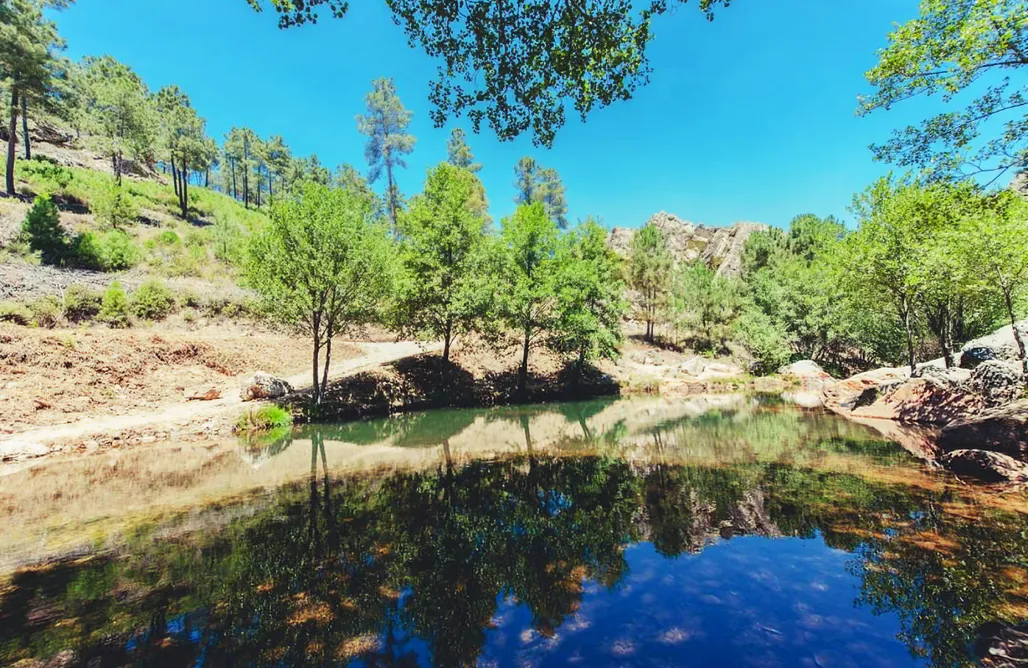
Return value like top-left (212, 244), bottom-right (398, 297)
top-left (1, 395), bottom-right (1027, 667)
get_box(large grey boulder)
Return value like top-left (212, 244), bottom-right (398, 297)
top-left (240, 372), bottom-right (294, 402)
top-left (959, 319), bottom-right (1028, 368)
top-left (911, 364), bottom-right (971, 388)
top-left (968, 361), bottom-right (1025, 407)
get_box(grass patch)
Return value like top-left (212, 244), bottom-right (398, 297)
top-left (236, 405), bottom-right (293, 433)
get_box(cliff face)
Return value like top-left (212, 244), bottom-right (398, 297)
top-left (608, 212), bottom-right (767, 277)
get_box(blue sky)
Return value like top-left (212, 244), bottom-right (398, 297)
top-left (52, 0), bottom-right (939, 229)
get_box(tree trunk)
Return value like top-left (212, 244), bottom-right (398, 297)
top-left (205, 167), bottom-right (209, 188)
top-left (901, 298), bottom-right (916, 375)
top-left (443, 319), bottom-right (452, 362)
top-left (180, 160), bottom-right (188, 218)
top-left (4, 88), bottom-right (17, 197)
top-left (1004, 288), bottom-right (1028, 376)
top-left (386, 164), bottom-right (397, 233)
top-left (243, 140), bottom-right (250, 209)
top-left (115, 150), bottom-right (123, 185)
top-left (518, 328), bottom-right (531, 395)
top-left (20, 95), bottom-right (30, 160)
top-left (311, 335), bottom-right (322, 408)
top-left (268, 170), bottom-right (273, 201)
top-left (320, 333), bottom-right (333, 405)
top-left (171, 157), bottom-right (179, 198)
top-left (230, 160), bottom-right (237, 199)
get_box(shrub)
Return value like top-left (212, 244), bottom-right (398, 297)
top-left (0, 301), bottom-right (32, 325)
top-left (131, 279), bottom-right (174, 320)
top-left (71, 229), bottom-right (140, 271)
top-left (93, 181), bottom-right (138, 229)
top-left (182, 307), bottom-right (198, 324)
top-left (157, 229), bottom-right (180, 246)
top-left (98, 282), bottom-right (131, 328)
top-left (236, 405), bottom-right (293, 433)
top-left (733, 309), bottom-right (794, 375)
top-left (63, 284), bottom-right (102, 322)
top-left (22, 194), bottom-right (68, 265)
top-left (21, 158), bottom-right (72, 194)
top-left (29, 295), bottom-right (62, 329)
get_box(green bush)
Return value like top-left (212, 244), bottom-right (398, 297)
top-left (93, 181), bottom-right (139, 229)
top-left (21, 194), bottom-right (68, 265)
top-left (733, 309), bottom-right (794, 375)
top-left (98, 282), bottom-right (131, 328)
top-left (131, 279), bottom-right (174, 320)
top-left (63, 284), bottom-right (102, 322)
top-left (0, 301), bottom-right (32, 325)
top-left (157, 229), bottom-right (180, 246)
top-left (29, 295), bottom-right (62, 329)
top-left (71, 229), bottom-right (140, 271)
top-left (236, 405), bottom-right (293, 433)
top-left (21, 158), bottom-right (72, 194)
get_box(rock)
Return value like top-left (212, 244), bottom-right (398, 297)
top-left (607, 212), bottom-right (767, 277)
top-left (680, 357), bottom-right (709, 376)
top-left (910, 364), bottom-right (971, 387)
top-left (240, 372), bottom-right (293, 402)
top-left (822, 366), bottom-right (910, 412)
top-left (960, 346), bottom-right (998, 369)
top-left (940, 399), bottom-right (1028, 460)
top-left (959, 319), bottom-right (1028, 368)
top-left (968, 360), bottom-right (1025, 407)
top-left (186, 387), bottom-right (222, 401)
top-left (0, 440), bottom-right (50, 461)
top-left (940, 449), bottom-right (1028, 484)
top-left (777, 360), bottom-right (832, 382)
top-left (849, 376), bottom-right (983, 425)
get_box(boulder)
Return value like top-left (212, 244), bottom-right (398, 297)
top-left (939, 399), bottom-right (1028, 460)
top-left (940, 449), bottom-right (1028, 484)
top-left (186, 387), bottom-right (222, 401)
top-left (778, 360), bottom-right (833, 382)
top-left (959, 319), bottom-right (1028, 368)
top-left (849, 377), bottom-right (982, 425)
top-left (822, 366), bottom-right (910, 413)
top-left (240, 372), bottom-right (293, 402)
top-left (910, 364), bottom-right (971, 387)
top-left (959, 346), bottom-right (998, 370)
top-left (967, 360), bottom-right (1025, 408)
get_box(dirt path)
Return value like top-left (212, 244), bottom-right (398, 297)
top-left (0, 340), bottom-right (437, 459)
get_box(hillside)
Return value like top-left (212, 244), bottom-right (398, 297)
top-left (608, 211), bottom-right (767, 277)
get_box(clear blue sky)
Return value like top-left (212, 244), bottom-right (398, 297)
top-left (52, 0), bottom-right (939, 230)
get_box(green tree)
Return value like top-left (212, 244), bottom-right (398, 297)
top-left (860, 0), bottom-right (1028, 182)
top-left (628, 222), bottom-right (672, 342)
top-left (393, 163), bottom-right (490, 361)
top-left (550, 217), bottom-right (627, 368)
top-left (949, 193), bottom-right (1028, 374)
top-left (494, 202), bottom-right (560, 394)
top-left (513, 157), bottom-right (568, 228)
top-left (0, 0), bottom-right (65, 195)
top-left (21, 192), bottom-right (66, 264)
top-left (78, 55), bottom-right (155, 184)
top-left (670, 262), bottom-right (746, 352)
top-left (153, 85), bottom-right (208, 217)
top-left (246, 181), bottom-right (393, 408)
top-left (446, 127), bottom-right (481, 172)
top-left (357, 77), bottom-right (416, 231)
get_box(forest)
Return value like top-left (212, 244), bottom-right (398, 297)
top-left (2, 0), bottom-right (1027, 407)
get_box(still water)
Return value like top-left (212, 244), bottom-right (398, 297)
top-left (1, 395), bottom-right (1027, 667)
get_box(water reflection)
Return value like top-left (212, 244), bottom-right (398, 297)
top-left (2, 435), bottom-right (1027, 666)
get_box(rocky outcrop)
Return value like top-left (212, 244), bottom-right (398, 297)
top-left (939, 399), bottom-right (1028, 461)
top-left (607, 212), bottom-right (767, 277)
top-left (967, 361), bottom-right (1025, 407)
top-left (940, 449), bottom-right (1028, 484)
top-left (240, 372), bottom-right (293, 402)
top-left (778, 360), bottom-right (833, 382)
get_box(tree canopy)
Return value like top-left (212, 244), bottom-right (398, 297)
top-left (860, 0), bottom-right (1028, 184)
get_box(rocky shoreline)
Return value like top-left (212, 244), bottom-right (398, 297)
top-left (793, 320), bottom-right (1028, 485)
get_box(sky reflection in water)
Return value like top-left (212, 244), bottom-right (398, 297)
top-left (1, 397), bottom-right (1026, 667)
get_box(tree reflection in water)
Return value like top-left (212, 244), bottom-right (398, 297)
top-left (2, 407), bottom-right (1027, 667)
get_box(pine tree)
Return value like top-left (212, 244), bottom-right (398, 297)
top-left (446, 128), bottom-right (481, 172)
top-left (512, 157), bottom-right (568, 228)
top-left (356, 77), bottom-right (416, 231)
